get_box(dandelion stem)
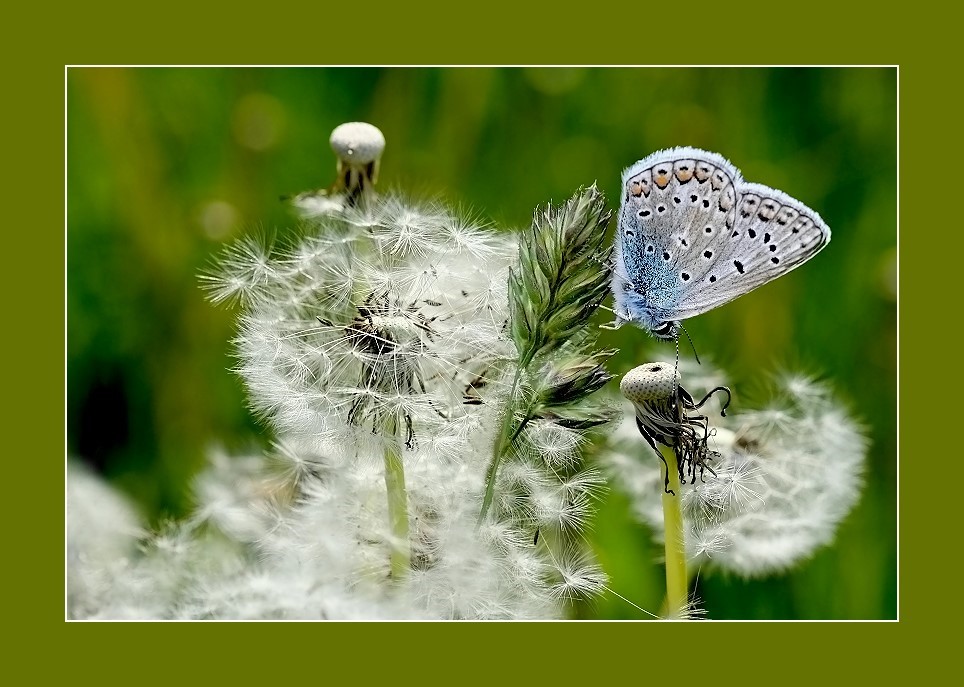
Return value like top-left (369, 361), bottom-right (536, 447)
top-left (383, 420), bottom-right (411, 579)
top-left (661, 446), bottom-right (688, 618)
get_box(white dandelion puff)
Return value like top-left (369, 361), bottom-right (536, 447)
top-left (72, 126), bottom-right (615, 620)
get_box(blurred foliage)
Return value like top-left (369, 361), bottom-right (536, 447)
top-left (67, 67), bottom-right (896, 619)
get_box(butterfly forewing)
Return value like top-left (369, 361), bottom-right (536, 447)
top-left (616, 148), bottom-right (740, 321)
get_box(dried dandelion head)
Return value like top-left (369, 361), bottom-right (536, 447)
top-left (620, 361), bottom-right (730, 494)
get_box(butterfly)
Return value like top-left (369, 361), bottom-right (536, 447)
top-left (610, 147), bottom-right (831, 340)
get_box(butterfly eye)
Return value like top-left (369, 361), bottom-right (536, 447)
top-left (651, 321), bottom-right (677, 339)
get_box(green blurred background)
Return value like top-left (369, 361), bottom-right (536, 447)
top-left (67, 67), bottom-right (896, 620)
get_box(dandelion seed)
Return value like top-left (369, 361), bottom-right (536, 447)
top-left (545, 548), bottom-right (608, 601)
top-left (200, 234), bottom-right (276, 306)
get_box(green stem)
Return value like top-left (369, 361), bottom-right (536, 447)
top-left (661, 447), bottom-right (688, 618)
top-left (478, 366), bottom-right (526, 525)
top-left (383, 422), bottom-right (411, 580)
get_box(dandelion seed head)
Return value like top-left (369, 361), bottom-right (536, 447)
top-left (200, 234), bottom-right (277, 307)
top-left (689, 525), bottom-right (729, 560)
top-left (681, 480), bottom-right (726, 522)
top-left (292, 192), bottom-right (346, 218)
top-left (67, 462), bottom-right (146, 619)
top-left (266, 437), bottom-right (327, 487)
top-left (216, 192), bottom-right (519, 448)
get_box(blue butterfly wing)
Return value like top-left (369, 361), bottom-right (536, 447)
top-left (613, 148), bottom-right (830, 329)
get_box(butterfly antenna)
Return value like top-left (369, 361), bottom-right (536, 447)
top-left (679, 324), bottom-right (701, 366)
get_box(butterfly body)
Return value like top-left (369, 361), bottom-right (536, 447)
top-left (611, 147), bottom-right (831, 339)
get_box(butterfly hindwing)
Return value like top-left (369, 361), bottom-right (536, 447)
top-left (667, 181), bottom-right (831, 320)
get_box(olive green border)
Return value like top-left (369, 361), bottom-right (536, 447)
top-left (12, 0), bottom-right (926, 681)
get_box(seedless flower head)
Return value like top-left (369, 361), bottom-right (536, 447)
top-left (330, 121), bottom-right (385, 164)
top-left (620, 361), bottom-right (730, 493)
top-left (330, 121), bottom-right (385, 206)
top-left (285, 121), bottom-right (387, 216)
top-left (620, 361), bottom-right (680, 403)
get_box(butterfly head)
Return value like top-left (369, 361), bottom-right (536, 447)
top-left (602, 299), bottom-right (682, 341)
